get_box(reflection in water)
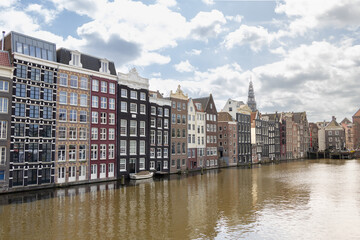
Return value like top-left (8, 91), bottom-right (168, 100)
top-left (1, 159), bottom-right (360, 239)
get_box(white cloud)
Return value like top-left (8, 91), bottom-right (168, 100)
top-left (174, 60), bottom-right (196, 72)
top-left (223, 25), bottom-right (274, 52)
top-left (156, 0), bottom-right (177, 7)
top-left (202, 0), bottom-right (215, 5)
top-left (0, 9), bottom-right (40, 34)
top-left (189, 10), bottom-right (227, 41)
top-left (26, 4), bottom-right (58, 24)
top-left (225, 15), bottom-right (243, 23)
top-left (186, 49), bottom-right (202, 56)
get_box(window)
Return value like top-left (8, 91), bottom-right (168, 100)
top-left (164, 148), bottom-right (168, 158)
top-left (109, 83), bottom-right (115, 94)
top-left (0, 121), bottom-right (6, 139)
top-left (172, 114), bottom-right (176, 124)
top-left (59, 127), bottom-right (66, 139)
top-left (70, 93), bottom-right (78, 105)
top-left (140, 104), bottom-right (146, 114)
top-left (130, 141), bottom-right (137, 155)
top-left (13, 143), bottom-right (24, 163)
top-left (151, 117), bottom-right (156, 127)
top-left (30, 86), bottom-right (40, 99)
top-left (177, 114), bottom-right (181, 124)
top-left (12, 169), bottom-right (23, 186)
top-left (139, 158), bottom-right (145, 170)
top-left (44, 71), bottom-right (53, 83)
top-left (157, 148), bottom-right (162, 158)
top-left (92, 79), bottom-right (99, 91)
top-left (43, 88), bottom-right (53, 101)
top-left (43, 106), bottom-right (52, 119)
top-left (79, 165), bottom-right (86, 179)
top-left (0, 80), bottom-right (9, 92)
top-left (100, 128), bottom-right (106, 140)
top-left (14, 123), bottom-right (25, 137)
top-left (29, 105), bottom-right (39, 118)
top-left (92, 96), bottom-right (98, 108)
top-left (41, 125), bottom-right (52, 138)
top-left (140, 121), bottom-right (145, 136)
top-left (28, 143), bottom-right (39, 162)
top-left (109, 98), bottom-right (115, 110)
top-left (58, 145), bottom-right (66, 161)
top-left (91, 164), bottom-right (97, 177)
top-left (182, 115), bottom-right (186, 124)
top-left (69, 110), bottom-right (77, 122)
top-left (0, 98), bottom-right (8, 113)
top-left (109, 128), bottom-right (115, 140)
top-left (130, 91), bottom-right (137, 99)
top-left (164, 132), bottom-right (168, 145)
top-left (150, 130), bottom-right (156, 145)
top-left (27, 169), bottom-right (38, 185)
top-left (16, 64), bottom-right (27, 78)
top-left (80, 94), bottom-right (87, 106)
top-left (157, 118), bottom-right (162, 128)
top-left (121, 89), bottom-right (127, 98)
top-left (70, 75), bottom-right (78, 88)
top-left (15, 83), bottom-right (26, 97)
top-left (164, 108), bottom-right (169, 117)
top-left (164, 160), bottom-right (168, 169)
top-left (150, 161), bottom-right (155, 169)
top-left (101, 97), bottom-right (107, 109)
top-left (150, 148), bottom-right (155, 158)
top-left (109, 113), bottom-right (115, 125)
top-left (79, 111), bottom-right (87, 123)
top-left (79, 128), bottom-right (87, 140)
top-left (101, 81), bottom-right (107, 93)
top-left (140, 92), bottom-right (146, 100)
top-left (80, 77), bottom-right (88, 89)
top-left (164, 119), bottom-right (169, 129)
top-left (158, 107), bottom-right (163, 116)
top-left (130, 120), bottom-right (137, 136)
top-left (69, 127), bottom-right (77, 140)
top-left (31, 68), bottom-right (40, 81)
top-left (100, 112), bottom-right (107, 124)
top-left (140, 141), bottom-right (145, 155)
top-left (120, 159), bottom-right (126, 171)
top-left (69, 145), bottom-right (76, 161)
top-left (59, 73), bottom-right (68, 86)
top-left (157, 131), bottom-right (162, 145)
top-left (91, 145), bottom-right (98, 160)
top-left (108, 145), bottom-right (115, 159)
top-left (151, 106), bottom-right (156, 115)
top-left (100, 145), bottom-right (106, 159)
top-left (59, 91), bottom-right (67, 104)
top-left (120, 140), bottom-right (127, 155)
top-left (130, 103), bottom-right (137, 113)
top-left (121, 120), bottom-right (127, 136)
top-left (121, 102), bottom-right (127, 112)
top-left (91, 128), bottom-right (98, 140)
top-left (101, 61), bottom-right (108, 73)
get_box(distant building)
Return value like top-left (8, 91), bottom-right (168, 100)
top-left (193, 94), bottom-right (218, 168)
top-left (0, 50), bottom-right (13, 192)
top-left (247, 80), bottom-right (257, 112)
top-left (317, 121), bottom-right (328, 151)
top-left (340, 118), bottom-right (354, 150)
top-left (309, 123), bottom-right (319, 152)
top-left (262, 113), bottom-right (281, 160)
top-left (352, 109), bottom-right (360, 149)
top-left (325, 116), bottom-right (345, 151)
top-left (218, 112), bottom-right (238, 166)
top-left (169, 86), bottom-right (188, 172)
top-left (221, 98), bottom-right (245, 120)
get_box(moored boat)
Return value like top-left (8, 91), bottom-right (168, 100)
top-left (129, 171), bottom-right (154, 180)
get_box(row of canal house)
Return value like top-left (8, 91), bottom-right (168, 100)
top-left (0, 31), bottom-right (314, 193)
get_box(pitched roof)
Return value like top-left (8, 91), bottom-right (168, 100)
top-left (353, 108), bottom-right (360, 117)
top-left (0, 51), bottom-right (11, 67)
top-left (340, 117), bottom-right (351, 124)
top-left (193, 96), bottom-right (209, 110)
top-left (325, 118), bottom-right (343, 130)
top-left (56, 48), bottom-right (116, 75)
top-left (218, 112), bottom-right (233, 122)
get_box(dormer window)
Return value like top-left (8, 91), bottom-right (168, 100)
top-left (70, 51), bottom-right (82, 67)
top-left (100, 59), bottom-right (109, 73)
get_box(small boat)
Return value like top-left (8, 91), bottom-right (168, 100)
top-left (129, 171), bottom-right (154, 180)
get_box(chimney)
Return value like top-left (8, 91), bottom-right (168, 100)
top-left (1, 31), bottom-right (4, 51)
top-left (332, 116), bottom-right (336, 122)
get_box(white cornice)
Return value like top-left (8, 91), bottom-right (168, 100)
top-left (118, 68), bottom-right (149, 89)
top-left (149, 97), bottom-right (171, 106)
top-left (0, 65), bottom-right (14, 78)
top-left (14, 53), bottom-right (58, 68)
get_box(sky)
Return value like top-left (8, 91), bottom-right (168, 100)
top-left (1, 0), bottom-right (360, 122)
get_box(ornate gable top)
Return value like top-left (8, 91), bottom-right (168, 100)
top-left (170, 85), bottom-right (188, 100)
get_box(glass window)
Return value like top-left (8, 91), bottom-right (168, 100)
top-left (109, 98), bottom-right (115, 110)
top-left (43, 107), bottom-right (53, 119)
top-left (121, 102), bottom-right (127, 112)
top-left (130, 103), bottom-right (137, 113)
top-left (14, 123), bottom-right (25, 137)
top-left (16, 64), bottom-right (27, 78)
top-left (15, 83), bottom-right (26, 97)
top-left (69, 127), bottom-right (77, 140)
top-left (29, 105), bottom-right (39, 118)
top-left (43, 88), bottom-right (53, 101)
top-left (69, 110), bottom-right (77, 122)
top-left (140, 92), bottom-right (146, 100)
top-left (58, 145), bottom-right (66, 161)
top-left (13, 143), bottom-right (25, 163)
top-left (109, 128), bottom-right (115, 140)
top-left (91, 145), bottom-right (98, 160)
top-left (101, 97), bottom-right (107, 109)
top-left (139, 158), bottom-right (145, 170)
top-left (100, 128), bottom-right (106, 140)
top-left (130, 91), bottom-right (137, 99)
top-left (92, 112), bottom-right (98, 124)
top-left (101, 112), bottom-right (107, 124)
top-left (0, 81), bottom-right (9, 92)
top-left (121, 120), bottom-right (127, 136)
top-left (120, 159), bottom-right (126, 171)
top-left (140, 121), bottom-right (145, 136)
top-left (140, 104), bottom-right (146, 114)
top-left (121, 89), bottom-right (127, 98)
top-left (68, 145), bottom-right (76, 161)
top-left (79, 145), bottom-right (86, 160)
top-left (92, 79), bottom-right (99, 91)
top-left (58, 127), bottom-right (66, 139)
top-left (164, 108), bottom-right (169, 117)
top-left (140, 141), bottom-right (145, 155)
top-left (70, 75), bottom-right (78, 88)
top-left (28, 143), bottom-right (39, 162)
top-left (79, 128), bottom-right (87, 140)
top-left (109, 83), bottom-right (115, 94)
top-left (91, 128), bottom-right (98, 140)
top-left (31, 68), bottom-right (40, 81)
top-left (130, 140), bottom-right (136, 155)
top-left (79, 111), bottom-right (87, 123)
top-left (92, 96), bottom-right (98, 108)
top-left (100, 145), bottom-right (106, 159)
top-left (16, 42), bottom-right (23, 53)
top-left (108, 145), bottom-right (115, 159)
top-left (41, 125), bottom-right (52, 138)
top-left (0, 98), bottom-right (8, 113)
top-left (109, 113), bottom-right (115, 125)
top-left (120, 140), bottom-right (126, 155)
top-left (101, 81), bottom-right (107, 93)
top-left (130, 120), bottom-right (137, 136)
top-left (80, 77), bottom-right (88, 89)
top-left (59, 91), bottom-right (67, 104)
top-left (43, 71), bottom-right (53, 83)
top-left (59, 73), bottom-right (68, 86)
top-left (70, 93), bottom-right (78, 105)
top-left (151, 106), bottom-right (156, 115)
top-left (30, 86), bottom-right (40, 99)
top-left (0, 121), bottom-right (7, 139)
top-left (80, 94), bottom-right (87, 106)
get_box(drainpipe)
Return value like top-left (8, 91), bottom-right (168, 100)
top-left (1, 31), bottom-right (4, 51)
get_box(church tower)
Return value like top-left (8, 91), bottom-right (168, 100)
top-left (247, 79), bottom-right (257, 112)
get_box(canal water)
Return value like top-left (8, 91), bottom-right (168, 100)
top-left (1, 159), bottom-right (360, 239)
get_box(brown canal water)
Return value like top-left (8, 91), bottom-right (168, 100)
top-left (1, 159), bottom-right (360, 239)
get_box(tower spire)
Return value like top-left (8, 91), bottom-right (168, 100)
top-left (247, 77), bottom-right (257, 112)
